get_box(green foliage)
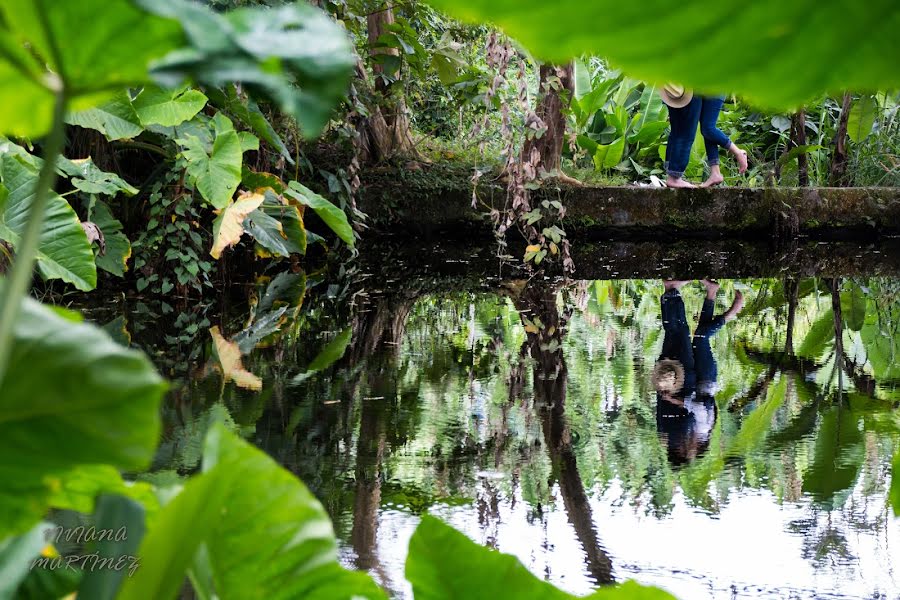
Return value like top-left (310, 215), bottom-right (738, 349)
top-left (88, 200), bottom-right (132, 278)
top-left (422, 0), bottom-right (900, 108)
top-left (407, 515), bottom-right (677, 599)
top-left (133, 176), bottom-right (215, 296)
top-left (0, 291), bottom-right (165, 538)
top-left (138, 0), bottom-right (354, 138)
top-left (132, 86), bottom-right (209, 128)
top-left (892, 451), bottom-right (900, 516)
top-left (0, 154), bottom-right (97, 290)
top-left (570, 70), bottom-right (670, 177)
top-left (802, 407), bottom-right (865, 508)
top-left (286, 181), bottom-right (355, 248)
top-left (0, 0), bottom-right (183, 137)
top-left (847, 95), bottom-right (878, 143)
top-left (0, 522), bottom-right (49, 599)
top-left (121, 424), bottom-right (386, 600)
top-left (180, 113), bottom-right (248, 210)
top-left (67, 90), bottom-right (146, 141)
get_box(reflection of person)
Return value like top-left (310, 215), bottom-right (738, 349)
top-left (659, 85), bottom-right (749, 189)
top-left (653, 279), bottom-right (744, 464)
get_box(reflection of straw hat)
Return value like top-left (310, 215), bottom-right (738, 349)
top-left (652, 359), bottom-right (685, 394)
top-left (658, 83), bottom-right (694, 108)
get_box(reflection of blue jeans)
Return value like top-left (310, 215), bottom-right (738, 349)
top-left (665, 96), bottom-right (701, 177)
top-left (699, 96), bottom-right (732, 166)
top-left (660, 292), bottom-right (727, 396)
top-left (660, 290), bottom-right (697, 393)
top-left (693, 298), bottom-right (726, 386)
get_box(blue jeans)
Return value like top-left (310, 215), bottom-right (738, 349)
top-left (699, 96), bottom-right (732, 166)
top-left (664, 96), bottom-right (701, 178)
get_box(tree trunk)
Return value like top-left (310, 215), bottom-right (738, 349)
top-left (792, 111), bottom-right (809, 186)
top-left (829, 93), bottom-right (853, 187)
top-left (522, 63), bottom-right (575, 178)
top-left (785, 278), bottom-right (799, 353)
top-left (357, 5), bottom-right (417, 163)
top-left (511, 282), bottom-right (614, 584)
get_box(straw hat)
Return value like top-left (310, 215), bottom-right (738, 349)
top-left (652, 359), bottom-right (686, 394)
top-left (658, 83), bottom-right (694, 108)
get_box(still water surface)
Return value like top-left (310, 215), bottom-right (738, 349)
top-left (96, 272), bottom-right (900, 599)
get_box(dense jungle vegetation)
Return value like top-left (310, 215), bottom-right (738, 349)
top-left (0, 0), bottom-right (898, 598)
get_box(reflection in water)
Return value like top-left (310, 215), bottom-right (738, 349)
top-left (111, 274), bottom-right (900, 599)
top-left (511, 281), bottom-right (614, 584)
top-left (654, 279), bottom-right (743, 466)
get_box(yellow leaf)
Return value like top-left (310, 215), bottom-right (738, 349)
top-left (525, 244), bottom-right (541, 253)
top-left (524, 324), bottom-right (539, 334)
top-left (549, 242), bottom-right (559, 255)
top-left (209, 326), bottom-right (262, 391)
top-left (210, 192), bottom-right (265, 259)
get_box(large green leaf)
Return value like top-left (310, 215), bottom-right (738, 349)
top-left (77, 495), bottom-right (146, 600)
top-left (0, 0), bottom-right (183, 137)
top-left (208, 84), bottom-right (294, 163)
top-left (285, 181), bottom-right (354, 248)
top-left (138, 0), bottom-right (354, 137)
top-left (797, 309), bottom-right (835, 359)
top-left (840, 283), bottom-right (867, 332)
top-left (120, 425), bottom-right (386, 600)
top-left (422, 0), bottom-right (900, 108)
top-left (407, 515), bottom-right (676, 600)
top-left (0, 522), bottom-right (49, 600)
top-left (132, 85), bottom-right (208, 127)
top-left (180, 113), bottom-right (243, 210)
top-left (247, 190), bottom-right (307, 257)
top-left (802, 406), bottom-right (865, 508)
top-left (67, 91), bottom-right (144, 141)
top-left (847, 95), bottom-right (878, 143)
top-left (0, 292), bottom-right (166, 537)
top-left (57, 156), bottom-right (139, 197)
top-left (0, 154), bottom-right (96, 290)
top-left (89, 200), bottom-right (132, 277)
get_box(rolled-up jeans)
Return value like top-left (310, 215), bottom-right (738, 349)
top-left (664, 96), bottom-right (701, 178)
top-left (699, 96), bottom-right (732, 166)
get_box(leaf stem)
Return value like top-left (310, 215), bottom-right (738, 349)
top-left (0, 91), bottom-right (68, 382)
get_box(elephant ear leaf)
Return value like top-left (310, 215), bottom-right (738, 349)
top-left (0, 0), bottom-right (184, 137)
top-left (422, 0), bottom-right (900, 108)
top-left (285, 181), bottom-right (354, 248)
top-left (0, 154), bottom-right (97, 290)
top-left (0, 290), bottom-right (165, 538)
top-left (118, 425), bottom-right (387, 600)
top-left (180, 113), bottom-right (244, 210)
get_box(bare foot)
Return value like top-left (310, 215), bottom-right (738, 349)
top-left (664, 280), bottom-right (689, 291)
top-left (666, 176), bottom-right (696, 188)
top-left (724, 290), bottom-right (744, 321)
top-left (732, 146), bottom-right (749, 174)
top-left (701, 173), bottom-right (725, 188)
top-left (701, 278), bottom-right (720, 299)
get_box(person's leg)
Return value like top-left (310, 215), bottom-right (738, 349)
top-left (698, 96), bottom-right (749, 186)
top-left (693, 289), bottom-right (744, 384)
top-left (665, 97), bottom-right (701, 188)
top-left (699, 96), bottom-right (729, 163)
top-left (660, 282), bottom-right (696, 378)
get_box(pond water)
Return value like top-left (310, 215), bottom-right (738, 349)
top-left (82, 250), bottom-right (900, 599)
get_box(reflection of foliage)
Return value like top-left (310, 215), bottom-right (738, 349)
top-left (146, 276), bottom-right (899, 583)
